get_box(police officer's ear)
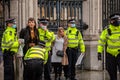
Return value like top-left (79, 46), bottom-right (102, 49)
top-left (110, 20), bottom-right (114, 24)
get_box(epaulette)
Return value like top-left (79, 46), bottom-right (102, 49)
top-left (103, 25), bottom-right (112, 36)
top-left (103, 25), bottom-right (109, 30)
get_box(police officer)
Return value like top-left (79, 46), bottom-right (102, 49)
top-left (38, 18), bottom-right (55, 80)
top-left (24, 41), bottom-right (48, 80)
top-left (66, 19), bottom-right (85, 80)
top-left (97, 13), bottom-right (120, 80)
top-left (1, 18), bottom-right (19, 80)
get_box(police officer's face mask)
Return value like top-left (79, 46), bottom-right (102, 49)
top-left (41, 25), bottom-right (47, 29)
top-left (12, 24), bottom-right (17, 28)
top-left (39, 22), bottom-right (47, 29)
top-left (112, 20), bottom-right (120, 26)
top-left (71, 24), bottom-right (76, 27)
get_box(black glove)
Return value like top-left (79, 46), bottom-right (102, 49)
top-left (4, 49), bottom-right (14, 55)
top-left (4, 49), bottom-right (9, 54)
top-left (98, 52), bottom-right (102, 60)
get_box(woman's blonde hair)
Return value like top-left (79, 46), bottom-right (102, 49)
top-left (57, 27), bottom-right (65, 38)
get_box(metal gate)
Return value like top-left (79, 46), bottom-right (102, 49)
top-left (102, 0), bottom-right (120, 28)
top-left (38, 0), bottom-right (84, 32)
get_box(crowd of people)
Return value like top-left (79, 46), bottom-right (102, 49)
top-left (1, 18), bottom-right (85, 80)
top-left (2, 12), bottom-right (120, 80)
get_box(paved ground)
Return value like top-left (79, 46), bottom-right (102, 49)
top-left (51, 69), bottom-right (120, 80)
top-left (0, 62), bottom-right (3, 80)
top-left (0, 60), bottom-right (120, 80)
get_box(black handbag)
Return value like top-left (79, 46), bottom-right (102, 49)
top-left (56, 50), bottom-right (64, 57)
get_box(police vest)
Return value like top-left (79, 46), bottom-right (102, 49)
top-left (24, 46), bottom-right (47, 61)
top-left (98, 24), bottom-right (120, 57)
top-left (66, 28), bottom-right (79, 48)
top-left (1, 27), bottom-right (19, 53)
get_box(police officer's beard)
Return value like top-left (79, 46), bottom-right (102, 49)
top-left (112, 21), bottom-right (120, 26)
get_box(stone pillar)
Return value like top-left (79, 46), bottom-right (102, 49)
top-left (10, 0), bottom-right (38, 31)
top-left (33, 0), bottom-right (38, 25)
top-left (18, 0), bottom-right (22, 32)
top-left (10, 0), bottom-right (19, 26)
top-left (83, 0), bottom-right (103, 70)
top-left (25, 0), bottom-right (38, 22)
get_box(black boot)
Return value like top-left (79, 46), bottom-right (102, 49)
top-left (58, 75), bottom-right (61, 80)
top-left (55, 74), bottom-right (58, 80)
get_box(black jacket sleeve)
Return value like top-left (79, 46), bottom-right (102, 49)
top-left (19, 28), bottom-right (26, 38)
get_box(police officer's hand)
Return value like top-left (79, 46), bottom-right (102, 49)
top-left (98, 52), bottom-right (102, 60)
top-left (44, 28), bottom-right (47, 31)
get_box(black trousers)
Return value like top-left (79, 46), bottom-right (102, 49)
top-left (66, 47), bottom-right (78, 79)
top-left (44, 55), bottom-right (51, 80)
top-left (52, 63), bottom-right (62, 79)
top-left (106, 53), bottom-right (120, 80)
top-left (3, 52), bottom-right (14, 80)
top-left (63, 65), bottom-right (69, 78)
top-left (23, 59), bottom-right (43, 80)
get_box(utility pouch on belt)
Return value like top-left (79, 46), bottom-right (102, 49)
top-left (118, 49), bottom-right (120, 53)
top-left (4, 49), bottom-right (14, 55)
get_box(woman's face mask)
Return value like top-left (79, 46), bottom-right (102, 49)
top-left (71, 24), bottom-right (76, 27)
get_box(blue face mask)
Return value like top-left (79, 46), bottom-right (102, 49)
top-left (41, 26), bottom-right (47, 29)
top-left (71, 24), bottom-right (76, 27)
top-left (12, 24), bottom-right (17, 28)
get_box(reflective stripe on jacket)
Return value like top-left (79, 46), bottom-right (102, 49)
top-left (66, 27), bottom-right (85, 53)
top-left (24, 45), bottom-right (48, 64)
top-left (1, 27), bottom-right (19, 53)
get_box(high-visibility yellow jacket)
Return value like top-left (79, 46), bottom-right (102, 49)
top-left (24, 45), bottom-right (48, 64)
top-left (1, 27), bottom-right (19, 53)
top-left (66, 27), bottom-right (85, 53)
top-left (38, 28), bottom-right (55, 52)
top-left (97, 24), bottom-right (120, 57)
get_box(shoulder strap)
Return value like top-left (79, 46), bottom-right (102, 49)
top-left (76, 30), bottom-right (79, 36)
top-left (69, 30), bottom-right (71, 33)
top-left (107, 28), bottom-right (111, 36)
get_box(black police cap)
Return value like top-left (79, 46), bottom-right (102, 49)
top-left (38, 41), bottom-right (45, 47)
top-left (38, 18), bottom-right (49, 24)
top-left (109, 13), bottom-right (120, 20)
top-left (5, 18), bottom-right (15, 23)
top-left (68, 19), bottom-right (76, 23)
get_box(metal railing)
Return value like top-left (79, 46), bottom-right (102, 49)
top-left (38, 0), bottom-right (84, 33)
top-left (102, 0), bottom-right (120, 28)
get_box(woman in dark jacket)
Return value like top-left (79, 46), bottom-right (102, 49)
top-left (19, 18), bottom-right (39, 55)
